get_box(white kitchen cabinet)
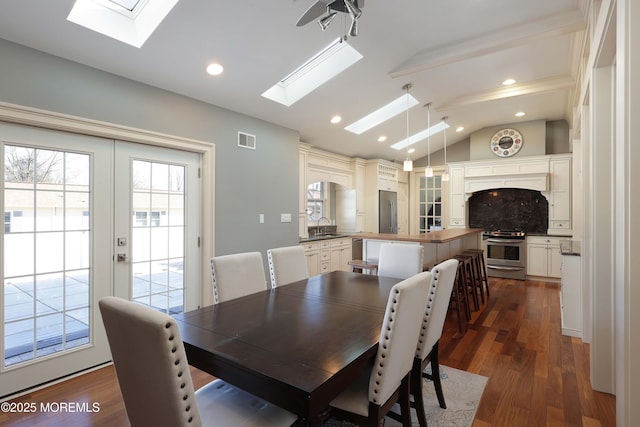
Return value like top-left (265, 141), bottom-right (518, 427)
top-left (301, 242), bottom-right (320, 276)
top-left (364, 160), bottom-right (406, 233)
top-left (527, 236), bottom-right (562, 278)
top-left (397, 182), bottom-right (409, 235)
top-left (449, 165), bottom-right (465, 228)
top-left (548, 155), bottom-right (572, 235)
top-left (561, 253), bottom-right (582, 338)
top-left (302, 238), bottom-right (352, 275)
top-left (354, 159), bottom-right (366, 232)
top-left (299, 145), bottom-right (310, 238)
top-left (301, 240), bottom-right (330, 276)
top-left (330, 237), bottom-right (352, 272)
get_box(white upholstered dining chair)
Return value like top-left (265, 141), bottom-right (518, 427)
top-left (99, 296), bottom-right (297, 427)
top-left (410, 258), bottom-right (459, 427)
top-left (376, 243), bottom-right (424, 279)
top-left (267, 245), bottom-right (309, 288)
top-left (210, 252), bottom-right (268, 304)
top-left (329, 271), bottom-right (432, 427)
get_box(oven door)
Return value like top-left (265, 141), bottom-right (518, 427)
top-left (483, 238), bottom-right (526, 280)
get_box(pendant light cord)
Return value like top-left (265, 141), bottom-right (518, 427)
top-left (402, 83), bottom-right (413, 171)
top-left (442, 116), bottom-right (447, 164)
top-left (426, 103), bottom-right (431, 168)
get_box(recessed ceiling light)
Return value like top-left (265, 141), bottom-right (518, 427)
top-left (345, 93), bottom-right (419, 135)
top-left (330, 115), bottom-right (342, 124)
top-left (377, 135), bottom-right (387, 142)
top-left (455, 126), bottom-right (464, 132)
top-left (408, 148), bottom-right (415, 154)
top-left (262, 37), bottom-right (362, 107)
top-left (206, 63), bottom-right (224, 76)
top-left (502, 79), bottom-right (516, 86)
top-left (515, 111), bottom-right (526, 117)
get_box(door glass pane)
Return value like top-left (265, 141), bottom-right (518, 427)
top-left (418, 174), bottom-right (444, 233)
top-left (131, 160), bottom-right (185, 314)
top-left (3, 146), bottom-right (92, 367)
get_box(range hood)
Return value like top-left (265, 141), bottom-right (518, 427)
top-left (463, 158), bottom-right (550, 195)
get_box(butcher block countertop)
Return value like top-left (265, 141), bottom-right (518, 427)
top-left (353, 228), bottom-right (484, 244)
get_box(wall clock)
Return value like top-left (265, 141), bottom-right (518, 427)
top-left (490, 128), bottom-right (523, 157)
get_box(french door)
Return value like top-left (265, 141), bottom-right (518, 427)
top-left (113, 141), bottom-right (200, 311)
top-left (0, 123), bottom-right (201, 397)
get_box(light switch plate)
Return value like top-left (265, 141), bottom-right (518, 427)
top-left (259, 213), bottom-right (264, 224)
top-left (280, 213), bottom-right (291, 223)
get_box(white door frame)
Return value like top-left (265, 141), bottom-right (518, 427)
top-left (0, 101), bottom-right (215, 306)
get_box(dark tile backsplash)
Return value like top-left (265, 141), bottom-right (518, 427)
top-left (468, 188), bottom-right (548, 233)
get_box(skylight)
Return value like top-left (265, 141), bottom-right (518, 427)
top-left (67, 0), bottom-right (179, 48)
top-left (262, 38), bottom-right (363, 107)
top-left (344, 94), bottom-right (419, 135)
top-left (109, 0), bottom-right (141, 11)
top-left (390, 121), bottom-right (450, 151)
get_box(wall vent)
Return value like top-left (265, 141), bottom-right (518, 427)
top-left (238, 131), bottom-right (256, 150)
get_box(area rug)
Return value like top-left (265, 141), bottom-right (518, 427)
top-left (324, 365), bottom-right (488, 427)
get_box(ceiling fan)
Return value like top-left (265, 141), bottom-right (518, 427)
top-left (297, 0), bottom-right (364, 36)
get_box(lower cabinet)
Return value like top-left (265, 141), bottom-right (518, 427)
top-left (301, 238), bottom-right (352, 276)
top-left (330, 238), bottom-right (353, 272)
top-left (561, 254), bottom-right (582, 338)
top-left (527, 236), bottom-right (562, 278)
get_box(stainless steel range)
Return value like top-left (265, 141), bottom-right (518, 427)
top-left (482, 231), bottom-right (527, 280)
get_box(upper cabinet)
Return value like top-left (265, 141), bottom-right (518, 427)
top-left (447, 154), bottom-right (572, 235)
top-left (364, 160), bottom-right (408, 234)
top-left (548, 155), bottom-right (572, 235)
top-left (299, 145), bottom-right (408, 237)
top-left (449, 165), bottom-right (465, 228)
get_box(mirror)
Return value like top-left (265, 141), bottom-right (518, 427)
top-left (307, 182), bottom-right (356, 233)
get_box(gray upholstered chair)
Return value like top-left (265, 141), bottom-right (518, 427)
top-left (329, 271), bottom-right (432, 426)
top-left (267, 245), bottom-right (309, 288)
top-left (210, 252), bottom-right (268, 304)
top-left (376, 243), bottom-right (424, 279)
top-left (411, 258), bottom-right (459, 427)
top-left (99, 296), bottom-right (297, 427)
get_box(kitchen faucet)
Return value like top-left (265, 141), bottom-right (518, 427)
top-left (317, 216), bottom-right (331, 235)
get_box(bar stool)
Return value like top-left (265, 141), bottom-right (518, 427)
top-left (463, 249), bottom-right (490, 300)
top-left (449, 260), bottom-right (470, 332)
top-left (453, 254), bottom-right (480, 311)
top-left (462, 250), bottom-right (487, 305)
top-left (347, 259), bottom-right (378, 275)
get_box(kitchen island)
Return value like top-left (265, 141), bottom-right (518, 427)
top-left (354, 228), bottom-right (483, 270)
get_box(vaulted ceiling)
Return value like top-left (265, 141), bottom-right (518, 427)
top-left (0, 0), bottom-right (586, 162)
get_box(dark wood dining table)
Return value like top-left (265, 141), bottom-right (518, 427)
top-left (173, 270), bottom-right (402, 426)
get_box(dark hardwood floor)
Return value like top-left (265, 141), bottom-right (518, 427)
top-left (0, 277), bottom-right (616, 426)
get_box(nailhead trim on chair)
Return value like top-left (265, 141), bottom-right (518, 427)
top-left (210, 258), bottom-right (220, 304)
top-left (415, 267), bottom-right (440, 358)
top-left (164, 320), bottom-right (197, 424)
top-left (372, 288), bottom-right (400, 404)
top-left (267, 250), bottom-right (277, 288)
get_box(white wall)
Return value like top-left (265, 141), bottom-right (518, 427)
top-left (0, 39), bottom-right (301, 282)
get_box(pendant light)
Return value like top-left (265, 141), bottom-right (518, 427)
top-left (441, 116), bottom-right (449, 181)
top-left (424, 103), bottom-right (433, 178)
top-left (402, 83), bottom-right (413, 172)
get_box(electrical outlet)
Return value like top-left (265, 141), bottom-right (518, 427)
top-left (259, 213), bottom-right (264, 224)
top-left (280, 213), bottom-right (291, 223)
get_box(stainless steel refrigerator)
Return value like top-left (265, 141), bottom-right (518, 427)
top-left (378, 190), bottom-right (397, 234)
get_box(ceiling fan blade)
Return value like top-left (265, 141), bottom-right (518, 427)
top-left (296, 1), bottom-right (335, 27)
top-left (327, 0), bottom-right (363, 14)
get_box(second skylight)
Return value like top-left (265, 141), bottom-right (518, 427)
top-left (345, 93), bottom-right (419, 135)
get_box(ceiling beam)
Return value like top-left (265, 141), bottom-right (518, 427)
top-left (389, 9), bottom-right (586, 78)
top-left (437, 75), bottom-right (575, 111)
